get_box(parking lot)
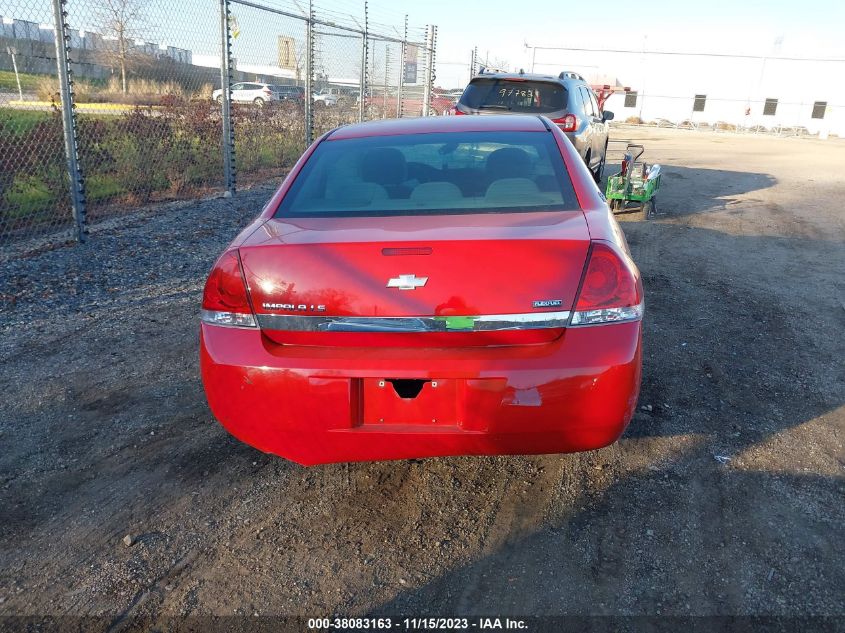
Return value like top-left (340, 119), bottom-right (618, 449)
top-left (0, 126), bottom-right (843, 625)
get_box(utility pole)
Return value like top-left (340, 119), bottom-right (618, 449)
top-left (638, 35), bottom-right (647, 122)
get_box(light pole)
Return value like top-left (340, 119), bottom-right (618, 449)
top-left (6, 46), bottom-right (23, 101)
top-left (638, 35), bottom-right (647, 122)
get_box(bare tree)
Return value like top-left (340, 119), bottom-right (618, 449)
top-left (97, 0), bottom-right (146, 94)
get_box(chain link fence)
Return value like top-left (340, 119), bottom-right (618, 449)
top-left (312, 22), bottom-right (362, 137)
top-left (1, 0), bottom-right (74, 242)
top-left (0, 0), bottom-right (437, 252)
top-left (67, 0), bottom-right (224, 223)
top-left (226, 0), bottom-right (309, 186)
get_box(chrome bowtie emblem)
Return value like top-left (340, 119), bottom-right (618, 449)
top-left (387, 274), bottom-right (428, 290)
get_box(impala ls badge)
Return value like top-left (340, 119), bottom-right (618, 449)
top-left (387, 274), bottom-right (428, 290)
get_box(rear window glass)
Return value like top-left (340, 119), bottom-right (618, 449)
top-left (275, 131), bottom-right (578, 217)
top-left (459, 79), bottom-right (567, 113)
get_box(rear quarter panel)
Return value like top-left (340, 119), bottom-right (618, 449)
top-left (548, 119), bottom-right (629, 249)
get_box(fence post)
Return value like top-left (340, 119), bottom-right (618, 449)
top-left (219, 0), bottom-right (236, 195)
top-left (421, 26), bottom-right (432, 116)
top-left (431, 26), bottom-right (437, 110)
top-left (51, 0), bottom-right (87, 243)
top-left (304, 0), bottom-right (313, 146)
top-left (396, 14), bottom-right (406, 118)
top-left (358, 1), bottom-right (368, 122)
top-left (382, 46), bottom-right (389, 116)
top-left (429, 24), bottom-right (437, 106)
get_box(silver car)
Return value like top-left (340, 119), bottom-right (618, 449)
top-left (455, 70), bottom-right (614, 182)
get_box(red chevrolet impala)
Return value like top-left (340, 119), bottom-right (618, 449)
top-left (200, 115), bottom-right (643, 465)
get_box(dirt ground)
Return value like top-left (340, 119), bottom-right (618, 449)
top-left (0, 126), bottom-right (843, 630)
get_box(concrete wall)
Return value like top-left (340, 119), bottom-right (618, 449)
top-left (0, 35), bottom-right (110, 79)
top-left (0, 15), bottom-right (193, 82)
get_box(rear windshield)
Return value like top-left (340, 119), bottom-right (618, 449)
top-left (275, 131), bottom-right (578, 217)
top-left (460, 79), bottom-right (567, 113)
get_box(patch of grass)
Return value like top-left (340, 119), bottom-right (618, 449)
top-left (4, 176), bottom-right (58, 219)
top-left (0, 108), bottom-right (54, 135)
top-left (0, 69), bottom-right (48, 93)
top-left (2, 174), bottom-right (128, 224)
top-left (87, 174), bottom-right (126, 202)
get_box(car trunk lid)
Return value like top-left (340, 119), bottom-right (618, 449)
top-left (239, 211), bottom-right (590, 346)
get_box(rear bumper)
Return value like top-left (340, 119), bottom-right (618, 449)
top-left (200, 322), bottom-right (642, 465)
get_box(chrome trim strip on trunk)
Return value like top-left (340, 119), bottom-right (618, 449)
top-left (256, 311), bottom-right (572, 333)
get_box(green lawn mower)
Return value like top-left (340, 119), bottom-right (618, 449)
top-left (605, 143), bottom-right (661, 218)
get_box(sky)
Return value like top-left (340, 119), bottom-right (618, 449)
top-left (26, 0), bottom-right (845, 96)
top-left (371, 0), bottom-right (845, 89)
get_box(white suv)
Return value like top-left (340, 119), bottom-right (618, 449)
top-left (313, 91), bottom-right (340, 106)
top-left (212, 83), bottom-right (279, 106)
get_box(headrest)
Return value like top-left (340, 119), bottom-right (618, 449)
top-left (485, 177), bottom-right (540, 201)
top-left (485, 147), bottom-right (532, 179)
top-left (410, 181), bottom-right (463, 203)
top-left (361, 147), bottom-right (407, 185)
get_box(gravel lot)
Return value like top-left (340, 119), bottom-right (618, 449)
top-left (1, 126), bottom-right (843, 630)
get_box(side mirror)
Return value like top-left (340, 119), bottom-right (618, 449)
top-left (603, 110), bottom-right (615, 121)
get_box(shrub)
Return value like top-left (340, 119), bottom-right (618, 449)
top-left (160, 99), bottom-right (222, 194)
top-left (35, 77), bottom-right (59, 102)
top-left (106, 108), bottom-right (172, 203)
top-left (0, 110), bottom-right (67, 235)
top-left (233, 103), bottom-right (306, 178)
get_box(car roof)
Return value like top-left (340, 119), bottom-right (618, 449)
top-left (329, 114), bottom-right (548, 140)
top-left (469, 72), bottom-right (583, 85)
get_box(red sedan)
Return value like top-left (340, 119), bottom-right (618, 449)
top-left (200, 115), bottom-right (643, 466)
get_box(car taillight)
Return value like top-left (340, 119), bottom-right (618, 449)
top-left (571, 242), bottom-right (643, 326)
top-left (553, 114), bottom-right (577, 132)
top-left (201, 250), bottom-right (257, 328)
top-left (262, 87), bottom-right (272, 94)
